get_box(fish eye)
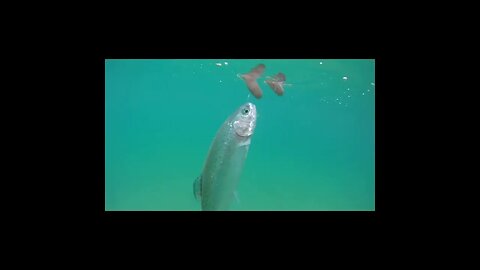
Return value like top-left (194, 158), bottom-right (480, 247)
top-left (242, 108), bottom-right (249, 115)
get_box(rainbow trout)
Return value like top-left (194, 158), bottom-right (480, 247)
top-left (194, 102), bottom-right (257, 211)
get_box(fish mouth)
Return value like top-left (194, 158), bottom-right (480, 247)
top-left (244, 102), bottom-right (256, 112)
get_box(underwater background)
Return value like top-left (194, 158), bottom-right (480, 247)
top-left (105, 59), bottom-right (375, 211)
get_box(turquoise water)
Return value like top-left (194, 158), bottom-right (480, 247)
top-left (105, 59), bottom-right (375, 211)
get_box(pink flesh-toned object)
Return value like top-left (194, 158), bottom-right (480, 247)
top-left (266, 72), bottom-right (286, 96)
top-left (241, 74), bottom-right (263, 98)
top-left (266, 80), bottom-right (284, 96)
top-left (273, 72), bottom-right (286, 82)
top-left (250, 64), bottom-right (265, 78)
top-left (273, 83), bottom-right (285, 96)
top-left (240, 64), bottom-right (266, 99)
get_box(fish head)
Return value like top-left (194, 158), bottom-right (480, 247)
top-left (233, 102), bottom-right (257, 137)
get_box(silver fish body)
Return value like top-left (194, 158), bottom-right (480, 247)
top-left (194, 102), bottom-right (257, 211)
